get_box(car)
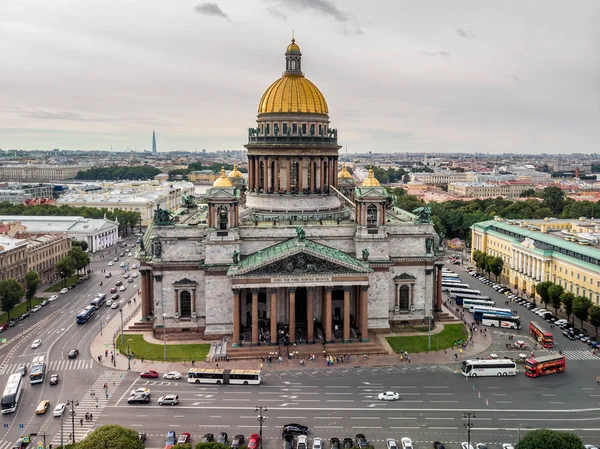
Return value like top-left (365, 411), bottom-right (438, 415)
top-left (283, 435), bottom-right (295, 449)
top-left (461, 444), bottom-right (474, 449)
top-left (111, 294), bottom-right (119, 300)
top-left (433, 443), bottom-right (446, 449)
top-left (40, 300), bottom-right (49, 307)
top-left (132, 271), bottom-right (138, 277)
top-left (53, 403), bottom-right (67, 417)
top-left (140, 370), bottom-right (159, 378)
top-left (165, 431), bottom-right (177, 446)
top-left (401, 438), bottom-right (413, 449)
top-left (9, 319), bottom-right (18, 327)
top-left (584, 446), bottom-right (598, 449)
top-left (111, 302), bottom-right (120, 309)
top-left (36, 400), bottom-right (50, 415)
top-left (113, 257), bottom-right (119, 262)
top-left (19, 312), bottom-right (30, 320)
top-left (105, 299), bottom-right (113, 307)
top-left (217, 432), bottom-right (228, 445)
top-left (60, 287), bottom-right (69, 294)
top-left (123, 273), bottom-right (130, 278)
top-left (119, 285), bottom-right (126, 291)
top-left (355, 434), bottom-right (369, 448)
top-left (329, 438), bottom-right (341, 449)
top-left (50, 374), bottom-right (59, 385)
top-left (502, 445), bottom-right (514, 449)
top-left (31, 305), bottom-right (42, 313)
top-left (0, 323), bottom-right (8, 333)
top-left (378, 391), bottom-right (400, 401)
top-left (298, 435), bottom-right (308, 449)
top-left (31, 339), bottom-right (42, 349)
top-left (17, 365), bottom-right (27, 376)
top-left (283, 424), bottom-right (309, 436)
top-left (158, 394), bottom-right (179, 406)
top-left (76, 278), bottom-right (84, 284)
top-left (120, 252), bottom-right (125, 257)
top-left (248, 434), bottom-right (260, 449)
top-left (128, 394), bottom-right (150, 404)
top-left (178, 433), bottom-right (192, 444)
top-left (555, 319), bottom-right (568, 326)
top-left (202, 433), bottom-right (215, 443)
top-left (127, 278), bottom-right (134, 283)
top-left (475, 444), bottom-right (488, 449)
top-left (12, 438), bottom-right (28, 449)
top-left (68, 349), bottom-right (79, 358)
top-left (138, 432), bottom-right (147, 443)
top-left (131, 388), bottom-right (151, 396)
top-left (313, 437), bottom-right (323, 449)
top-left (48, 294), bottom-right (59, 302)
top-left (343, 438), bottom-right (354, 449)
top-left (115, 281), bottom-right (123, 286)
top-left (163, 371), bottom-right (182, 380)
top-left (564, 331), bottom-right (576, 340)
top-left (386, 439), bottom-right (398, 449)
top-left (108, 261), bottom-right (114, 266)
top-left (69, 283), bottom-right (76, 289)
top-left (110, 287), bottom-right (117, 293)
top-left (232, 435), bottom-right (245, 449)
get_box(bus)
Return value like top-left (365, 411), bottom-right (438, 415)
top-left (187, 368), bottom-right (261, 385)
top-left (442, 273), bottom-right (460, 279)
top-left (442, 283), bottom-right (470, 291)
top-left (441, 279), bottom-right (463, 285)
top-left (480, 314), bottom-right (521, 329)
top-left (454, 294), bottom-right (492, 306)
top-left (1, 374), bottom-right (23, 414)
top-left (90, 295), bottom-right (105, 309)
top-left (462, 298), bottom-right (496, 310)
top-left (460, 359), bottom-right (517, 377)
top-left (29, 355), bottom-right (46, 384)
top-left (529, 321), bottom-right (553, 348)
top-left (469, 304), bottom-right (511, 314)
top-left (447, 287), bottom-right (481, 296)
top-left (524, 354), bottom-right (566, 377)
top-left (76, 305), bottom-right (95, 324)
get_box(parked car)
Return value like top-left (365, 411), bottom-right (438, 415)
top-left (165, 431), bottom-right (177, 446)
top-left (0, 323), bottom-right (9, 333)
top-left (313, 438), bottom-right (323, 449)
top-left (217, 433), bottom-right (228, 445)
top-left (48, 294), bottom-right (59, 302)
top-left (329, 437), bottom-right (340, 449)
top-left (178, 433), bottom-right (192, 444)
top-left (60, 288), bottom-right (69, 294)
top-left (31, 305), bottom-right (42, 313)
top-left (110, 287), bottom-right (117, 293)
top-left (401, 438), bottom-right (413, 449)
top-left (248, 434), bottom-right (260, 449)
top-left (202, 433), bottom-right (215, 443)
top-left (386, 439), bottom-right (398, 449)
top-left (138, 432), bottom-right (146, 443)
top-left (433, 443), bottom-right (446, 449)
top-left (232, 435), bottom-right (245, 449)
top-left (355, 434), bottom-right (369, 448)
top-left (298, 435), bottom-right (308, 449)
top-left (343, 439), bottom-right (354, 449)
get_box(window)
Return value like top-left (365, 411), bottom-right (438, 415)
top-left (180, 291), bottom-right (192, 317)
top-left (366, 204), bottom-right (378, 226)
top-left (292, 123), bottom-right (297, 134)
top-left (291, 60), bottom-right (296, 70)
top-left (283, 123), bottom-right (288, 135)
top-left (217, 206), bottom-right (229, 230)
top-left (302, 124), bottom-right (307, 134)
top-left (265, 124), bottom-right (270, 135)
top-left (398, 285), bottom-right (410, 310)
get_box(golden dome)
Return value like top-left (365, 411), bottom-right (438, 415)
top-left (287, 38), bottom-right (301, 53)
top-left (228, 163), bottom-right (243, 178)
top-left (361, 167), bottom-right (381, 187)
top-left (338, 163), bottom-right (352, 179)
top-left (259, 75), bottom-right (329, 115)
top-left (213, 166), bottom-right (234, 187)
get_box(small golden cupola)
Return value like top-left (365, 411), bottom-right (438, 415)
top-left (228, 163), bottom-right (244, 178)
top-left (338, 163), bottom-right (352, 179)
top-left (213, 166), bottom-right (234, 187)
top-left (361, 166), bottom-right (381, 187)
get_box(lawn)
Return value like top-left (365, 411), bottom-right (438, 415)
top-left (44, 274), bottom-right (79, 292)
top-left (116, 333), bottom-right (210, 363)
top-left (386, 323), bottom-right (468, 354)
top-left (0, 297), bottom-right (46, 325)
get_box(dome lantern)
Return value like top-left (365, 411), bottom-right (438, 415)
top-left (338, 163), bottom-right (352, 179)
top-left (213, 166), bottom-right (234, 187)
top-left (361, 166), bottom-right (381, 187)
top-left (285, 38), bottom-right (302, 74)
top-left (228, 163), bottom-right (243, 178)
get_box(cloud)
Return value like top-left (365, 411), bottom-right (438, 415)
top-left (266, 5), bottom-right (287, 19)
top-left (194, 2), bottom-right (229, 19)
top-left (420, 51), bottom-right (450, 57)
top-left (456, 27), bottom-right (476, 40)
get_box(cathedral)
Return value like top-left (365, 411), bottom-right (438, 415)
top-left (138, 39), bottom-right (443, 347)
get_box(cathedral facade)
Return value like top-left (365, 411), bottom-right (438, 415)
top-left (139, 40), bottom-right (443, 345)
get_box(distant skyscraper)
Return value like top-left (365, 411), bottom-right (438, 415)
top-left (152, 131), bottom-right (157, 153)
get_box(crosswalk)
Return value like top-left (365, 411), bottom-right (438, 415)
top-left (0, 358), bottom-right (95, 376)
top-left (547, 349), bottom-right (600, 360)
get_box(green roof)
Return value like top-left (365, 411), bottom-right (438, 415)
top-left (228, 238), bottom-right (373, 276)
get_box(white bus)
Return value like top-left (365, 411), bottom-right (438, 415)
top-left (469, 305), bottom-right (512, 315)
top-left (442, 283), bottom-right (470, 291)
top-left (462, 298), bottom-right (496, 310)
top-left (1, 374), bottom-right (23, 414)
top-left (460, 359), bottom-right (517, 377)
top-left (29, 355), bottom-right (46, 384)
top-left (481, 314), bottom-right (521, 330)
top-left (447, 287), bottom-right (481, 296)
top-left (442, 273), bottom-right (460, 279)
top-left (187, 368), bottom-right (261, 385)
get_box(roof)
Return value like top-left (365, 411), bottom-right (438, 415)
top-left (258, 75), bottom-right (329, 115)
top-left (0, 215), bottom-right (118, 234)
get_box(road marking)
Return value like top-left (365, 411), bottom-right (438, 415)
top-left (352, 426), bottom-right (382, 429)
top-left (542, 394), bottom-right (556, 397)
top-left (426, 393), bottom-right (453, 396)
top-left (425, 417), bottom-right (454, 420)
top-left (390, 427), bottom-right (421, 430)
top-left (430, 401), bottom-right (458, 403)
top-left (429, 427), bottom-right (458, 430)
top-left (388, 417), bottom-right (418, 420)
top-left (351, 417), bottom-right (379, 420)
top-left (314, 417), bottom-right (343, 419)
top-left (492, 394), bottom-right (506, 396)
top-left (314, 426), bottom-right (343, 429)
top-left (423, 386), bottom-right (449, 389)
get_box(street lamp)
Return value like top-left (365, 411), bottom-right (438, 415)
top-left (463, 412), bottom-right (476, 449)
top-left (120, 308), bottom-right (124, 345)
top-left (163, 313), bottom-right (167, 361)
top-left (255, 406), bottom-right (267, 449)
top-left (127, 344), bottom-right (132, 370)
top-left (61, 399), bottom-right (79, 446)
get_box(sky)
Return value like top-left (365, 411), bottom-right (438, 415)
top-left (0, 0), bottom-right (598, 154)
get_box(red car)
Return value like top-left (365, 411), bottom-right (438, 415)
top-left (177, 433), bottom-right (191, 445)
top-left (0, 323), bottom-right (8, 333)
top-left (110, 287), bottom-right (117, 293)
top-left (140, 370), bottom-right (158, 378)
top-left (248, 434), bottom-right (260, 449)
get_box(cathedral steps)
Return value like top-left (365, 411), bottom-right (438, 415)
top-left (126, 321), bottom-right (154, 332)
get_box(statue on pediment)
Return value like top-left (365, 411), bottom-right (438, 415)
top-left (296, 226), bottom-right (306, 240)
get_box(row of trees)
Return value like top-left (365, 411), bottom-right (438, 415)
top-left (0, 203), bottom-right (141, 237)
top-left (471, 250), bottom-right (504, 280)
top-left (75, 165), bottom-right (161, 180)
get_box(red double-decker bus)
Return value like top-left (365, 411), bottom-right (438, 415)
top-left (529, 320), bottom-right (553, 348)
top-left (524, 354), bottom-right (566, 377)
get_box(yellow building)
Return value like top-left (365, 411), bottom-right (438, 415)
top-left (471, 217), bottom-right (600, 304)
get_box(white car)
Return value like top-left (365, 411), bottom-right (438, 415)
top-left (401, 438), bottom-right (413, 449)
top-left (60, 288), bottom-right (69, 295)
top-left (378, 391), bottom-right (400, 401)
top-left (111, 302), bottom-right (120, 309)
top-left (31, 305), bottom-right (42, 313)
top-left (131, 272), bottom-right (138, 278)
top-left (53, 403), bottom-right (66, 417)
top-left (312, 438), bottom-right (323, 449)
top-left (584, 446), bottom-right (598, 449)
top-left (163, 371), bottom-right (182, 380)
top-left (386, 439), bottom-right (398, 449)
top-left (119, 286), bottom-right (126, 291)
top-left (105, 300), bottom-right (113, 307)
top-left (297, 435), bottom-right (308, 449)
top-left (48, 295), bottom-right (59, 302)
top-left (108, 261), bottom-right (114, 266)
top-left (502, 445), bottom-right (515, 449)
top-left (555, 319), bottom-right (568, 326)
top-left (31, 339), bottom-right (42, 349)
top-left (130, 387), bottom-right (150, 396)
top-left (461, 444), bottom-right (474, 449)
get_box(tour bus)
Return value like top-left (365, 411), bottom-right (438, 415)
top-left (1, 374), bottom-right (23, 414)
top-left (29, 355), bottom-right (46, 384)
top-left (441, 279), bottom-right (463, 285)
top-left (454, 294), bottom-right (492, 306)
top-left (187, 368), bottom-right (261, 385)
top-left (460, 359), bottom-right (517, 377)
top-left (442, 283), bottom-right (470, 291)
top-left (90, 295), bottom-right (106, 309)
top-left (524, 354), bottom-right (566, 378)
top-left (76, 305), bottom-right (95, 324)
top-left (480, 313), bottom-right (521, 329)
top-left (529, 321), bottom-right (553, 348)
top-left (469, 304), bottom-right (511, 314)
top-left (447, 287), bottom-right (481, 297)
top-left (441, 272), bottom-right (460, 279)
top-left (461, 298), bottom-right (496, 310)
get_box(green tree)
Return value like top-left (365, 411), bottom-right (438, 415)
top-left (548, 283), bottom-right (564, 315)
top-left (484, 254), bottom-right (494, 278)
top-left (23, 270), bottom-right (40, 311)
top-left (472, 250), bottom-right (487, 274)
top-left (195, 443), bottom-right (231, 449)
top-left (519, 188), bottom-right (536, 198)
top-left (55, 256), bottom-right (75, 286)
top-left (573, 295), bottom-right (592, 329)
top-left (561, 292), bottom-right (575, 323)
top-left (72, 240), bottom-right (88, 252)
top-left (75, 424), bottom-right (144, 449)
top-left (540, 185), bottom-right (566, 215)
top-left (535, 281), bottom-right (553, 308)
top-left (68, 247), bottom-right (91, 277)
top-left (491, 256), bottom-right (504, 281)
top-left (0, 279), bottom-right (24, 321)
top-left (516, 428), bottom-right (584, 449)
top-left (75, 165), bottom-right (161, 181)
top-left (589, 305), bottom-right (600, 337)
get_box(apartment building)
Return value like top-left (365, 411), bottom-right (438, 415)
top-left (26, 234), bottom-right (72, 284)
top-left (0, 165), bottom-right (82, 181)
top-left (0, 235), bottom-right (28, 282)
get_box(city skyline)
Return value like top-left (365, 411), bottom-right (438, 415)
top-left (0, 0), bottom-right (598, 154)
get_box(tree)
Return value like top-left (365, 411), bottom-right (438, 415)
top-left (561, 292), bottom-right (575, 323)
top-left (23, 270), bottom-right (40, 311)
top-left (573, 295), bottom-right (592, 329)
top-left (516, 428), bottom-right (584, 449)
top-left (68, 247), bottom-right (91, 277)
top-left (540, 185), bottom-right (566, 215)
top-left (55, 256), bottom-right (75, 287)
top-left (75, 165), bottom-right (161, 181)
top-left (75, 424), bottom-right (144, 449)
top-left (535, 281), bottom-right (553, 308)
top-left (491, 256), bottom-right (504, 281)
top-left (589, 305), bottom-right (600, 337)
top-left (72, 240), bottom-right (88, 252)
top-left (0, 279), bottom-right (24, 321)
top-left (548, 283), bottom-right (564, 315)
top-left (194, 443), bottom-right (232, 449)
top-left (484, 255), bottom-right (494, 278)
top-left (519, 188), bottom-right (536, 198)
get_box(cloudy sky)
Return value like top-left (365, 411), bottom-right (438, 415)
top-left (0, 0), bottom-right (598, 154)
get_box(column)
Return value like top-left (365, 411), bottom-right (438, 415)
top-left (192, 289), bottom-right (196, 314)
top-left (174, 289), bottom-right (179, 314)
top-left (343, 286), bottom-right (351, 342)
top-left (325, 287), bottom-right (333, 342)
top-left (140, 269), bottom-right (150, 320)
top-left (249, 156), bottom-right (255, 190)
top-left (436, 266), bottom-right (443, 311)
top-left (286, 158), bottom-right (291, 192)
top-left (274, 158), bottom-right (280, 191)
top-left (289, 287), bottom-right (296, 343)
top-left (354, 286), bottom-right (361, 331)
top-left (255, 157), bottom-right (260, 190)
top-left (360, 286), bottom-right (369, 342)
top-left (270, 289), bottom-right (278, 345)
top-left (251, 289), bottom-right (259, 345)
top-left (299, 158), bottom-right (304, 191)
top-left (307, 287), bottom-right (314, 343)
top-left (320, 157), bottom-right (325, 190)
top-left (541, 260), bottom-right (546, 282)
top-left (232, 289), bottom-right (241, 347)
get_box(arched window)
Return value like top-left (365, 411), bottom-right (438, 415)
top-left (291, 60), bottom-right (296, 70)
top-left (180, 291), bottom-right (192, 317)
top-left (218, 206), bottom-right (228, 230)
top-left (366, 204), bottom-right (378, 226)
top-left (399, 285), bottom-right (410, 310)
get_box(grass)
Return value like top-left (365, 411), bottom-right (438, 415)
top-left (0, 297), bottom-right (46, 325)
top-left (386, 323), bottom-right (468, 353)
top-left (44, 274), bottom-right (79, 292)
top-left (116, 333), bottom-right (210, 363)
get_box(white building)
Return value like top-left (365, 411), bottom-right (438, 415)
top-left (0, 165), bottom-right (82, 181)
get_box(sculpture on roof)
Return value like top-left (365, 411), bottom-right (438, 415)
top-left (181, 194), bottom-right (198, 208)
top-left (362, 248), bottom-right (370, 261)
top-left (153, 204), bottom-right (174, 226)
top-left (296, 226), bottom-right (306, 240)
top-left (153, 239), bottom-right (162, 258)
top-left (412, 205), bottom-right (432, 223)
top-left (232, 249), bottom-right (240, 264)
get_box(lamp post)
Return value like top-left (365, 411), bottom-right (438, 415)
top-left (163, 313), bottom-right (167, 361)
top-left (120, 308), bottom-right (124, 345)
top-left (127, 344), bottom-right (132, 370)
top-left (463, 412), bottom-right (476, 449)
top-left (255, 406), bottom-right (267, 449)
top-left (65, 399), bottom-right (79, 445)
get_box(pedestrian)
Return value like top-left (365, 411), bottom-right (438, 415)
top-left (192, 360), bottom-right (195, 366)
top-left (80, 418), bottom-right (84, 426)
top-left (90, 413), bottom-right (93, 420)
top-left (106, 392), bottom-right (109, 399)
top-left (105, 350), bottom-right (108, 357)
top-left (455, 353), bottom-right (458, 360)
